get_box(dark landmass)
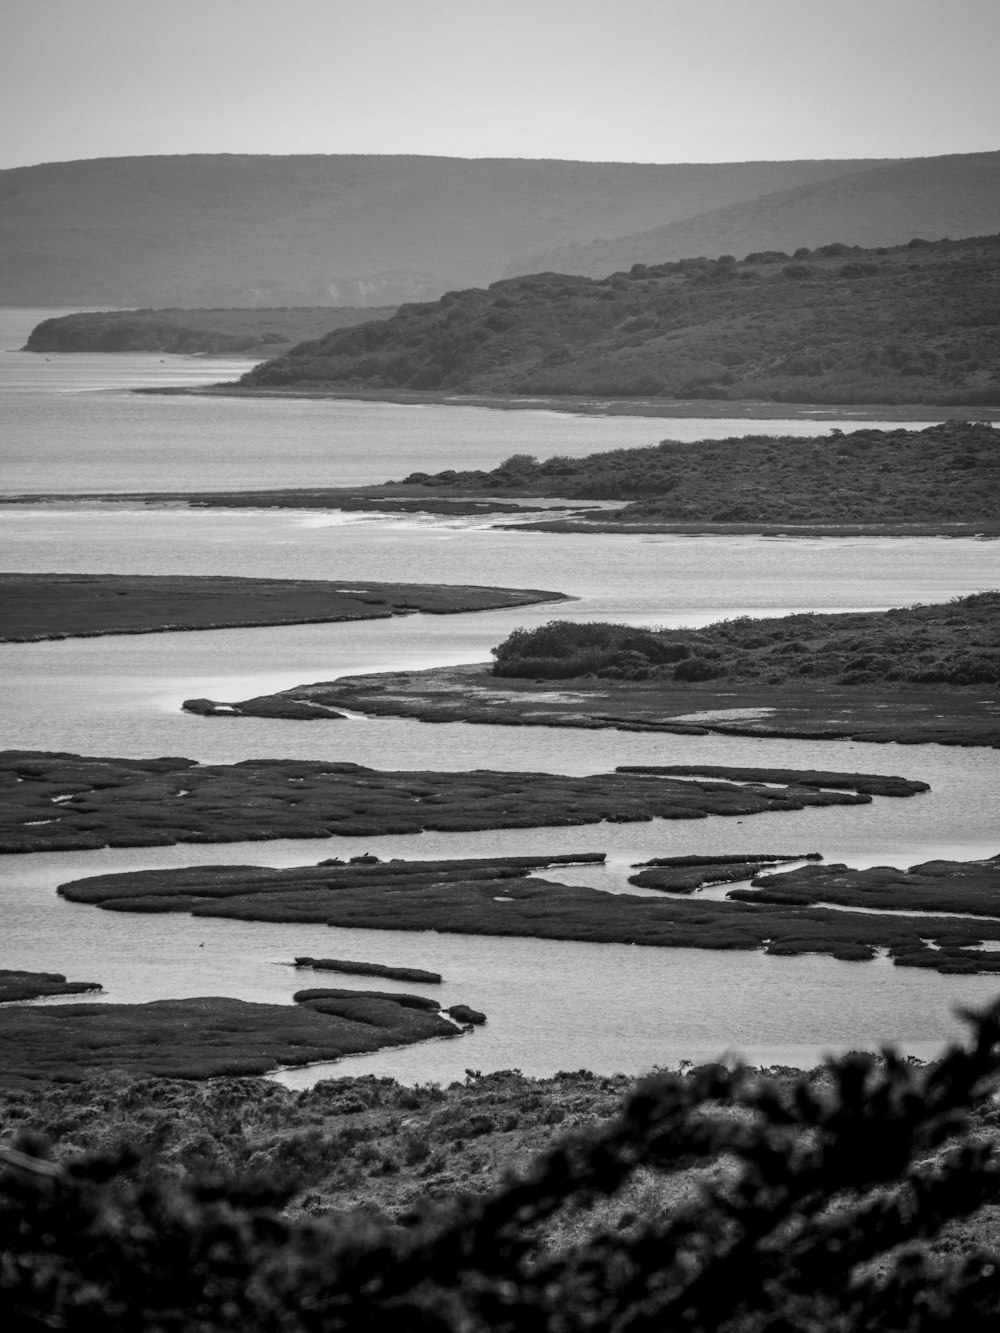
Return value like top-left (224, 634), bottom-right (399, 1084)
top-left (0, 573), bottom-right (567, 642)
top-left (0, 1065), bottom-right (639, 1216)
top-left (628, 853), bottom-right (822, 894)
top-left (733, 856), bottom-right (1000, 919)
top-left (3, 751), bottom-right (908, 855)
top-left (54, 853), bottom-right (1000, 976)
top-left (0, 484), bottom-right (566, 516)
top-left (6, 1014), bottom-right (1000, 1331)
top-left (447, 1004), bottom-right (487, 1026)
top-left (491, 595), bottom-right (1000, 688)
top-left (0, 152), bottom-right (900, 307)
top-left (23, 307), bottom-right (395, 357)
top-left (239, 236), bottom-right (1000, 408)
top-left (57, 857), bottom-right (608, 917)
top-left (0, 970), bottom-right (101, 1003)
top-left (0, 990), bottom-right (476, 1085)
top-left (399, 422), bottom-right (1000, 525)
top-left (515, 151), bottom-right (1000, 278)
top-left (217, 595), bottom-right (999, 747)
top-left (6, 423), bottom-right (999, 538)
top-left (295, 957), bottom-right (442, 984)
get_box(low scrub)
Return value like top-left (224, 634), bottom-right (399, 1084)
top-left (4, 1006), bottom-right (1000, 1329)
top-left (491, 593), bottom-right (1000, 687)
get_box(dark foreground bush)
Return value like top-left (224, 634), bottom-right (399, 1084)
top-left (4, 1004), bottom-right (1000, 1330)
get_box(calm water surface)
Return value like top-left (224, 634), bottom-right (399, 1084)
top-left (1, 310), bottom-right (998, 1079)
top-left (2, 307), bottom-right (939, 493)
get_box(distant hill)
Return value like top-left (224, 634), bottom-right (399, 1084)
top-left (23, 307), bottom-right (395, 356)
top-left (0, 153), bottom-right (887, 307)
top-left (240, 234), bottom-right (1000, 407)
top-left (507, 152), bottom-right (1000, 278)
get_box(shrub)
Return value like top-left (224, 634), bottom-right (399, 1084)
top-left (4, 1005), bottom-right (1000, 1329)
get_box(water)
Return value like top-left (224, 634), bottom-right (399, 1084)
top-left (1, 307), bottom-right (940, 494)
top-left (1, 309), bottom-right (998, 1080)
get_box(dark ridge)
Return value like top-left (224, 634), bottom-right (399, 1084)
top-left (241, 235), bottom-right (1000, 409)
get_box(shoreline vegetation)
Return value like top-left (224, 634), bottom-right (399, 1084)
top-left (6, 1011), bottom-right (1000, 1328)
top-left (185, 594), bottom-right (1000, 749)
top-left (129, 382), bottom-right (1000, 424)
top-left (233, 234), bottom-right (1000, 408)
top-left (22, 306), bottom-right (396, 357)
top-left (1, 755), bottom-right (912, 854)
top-left (0, 970), bottom-right (101, 1003)
top-left (6, 423), bottom-right (997, 540)
top-left (397, 421), bottom-right (1000, 528)
top-left (0, 574), bottom-right (569, 643)
top-left (52, 851), bottom-right (1000, 976)
top-left (0, 990), bottom-right (480, 1084)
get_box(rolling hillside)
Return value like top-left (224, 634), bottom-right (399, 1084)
top-left (22, 307), bottom-right (395, 356)
top-left (0, 153), bottom-right (887, 307)
top-left (508, 152), bottom-right (1000, 279)
top-left (240, 234), bottom-right (1000, 406)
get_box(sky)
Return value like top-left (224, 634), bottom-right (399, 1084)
top-left (1, 0), bottom-right (997, 170)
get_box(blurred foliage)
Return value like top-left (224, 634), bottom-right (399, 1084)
top-left (4, 1006), bottom-right (1000, 1329)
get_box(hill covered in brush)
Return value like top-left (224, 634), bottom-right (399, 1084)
top-left (510, 151), bottom-right (1000, 279)
top-left (397, 422), bottom-right (1000, 524)
top-left (23, 307), bottom-right (394, 356)
top-left (0, 153), bottom-right (875, 308)
top-left (490, 593), bottom-right (1000, 688)
top-left (241, 234), bottom-right (1000, 405)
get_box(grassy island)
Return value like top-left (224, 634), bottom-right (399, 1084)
top-left (0, 991), bottom-right (476, 1084)
top-left (397, 421), bottom-right (1000, 530)
top-left (0, 970), bottom-right (101, 1003)
top-left (187, 595), bottom-right (1000, 748)
top-left (0, 753), bottom-right (915, 854)
top-left (0, 574), bottom-right (568, 642)
top-left (55, 851), bottom-right (1000, 977)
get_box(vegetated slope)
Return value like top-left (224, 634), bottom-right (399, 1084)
top-left (242, 235), bottom-right (1000, 405)
top-left (0, 153), bottom-right (884, 307)
top-left (489, 592), bottom-right (1000, 688)
top-left (507, 151), bottom-right (1000, 279)
top-left (23, 307), bottom-right (395, 356)
top-left (399, 422), bottom-right (1000, 523)
top-left (8, 1015), bottom-right (1000, 1331)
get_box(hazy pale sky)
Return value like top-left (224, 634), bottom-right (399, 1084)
top-left (1, 0), bottom-right (997, 170)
